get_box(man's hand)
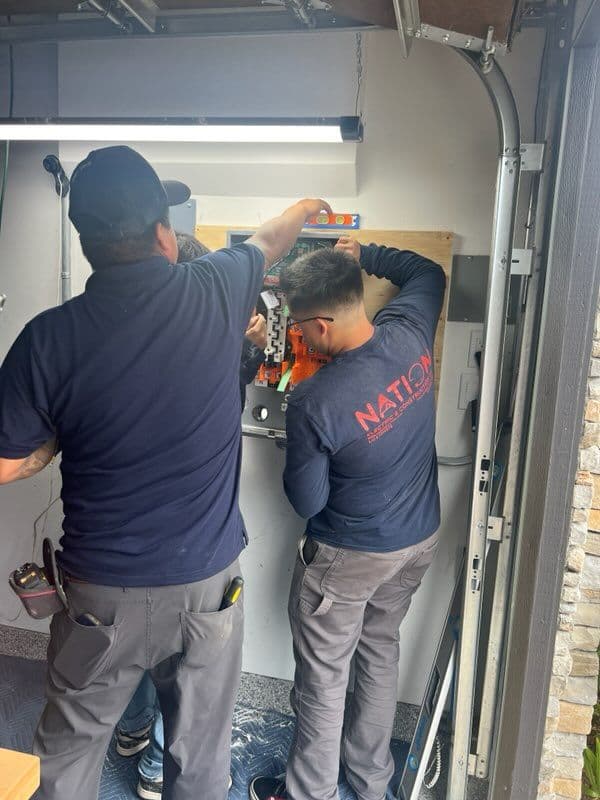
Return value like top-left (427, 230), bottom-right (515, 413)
top-left (245, 313), bottom-right (267, 351)
top-left (334, 235), bottom-right (361, 261)
top-left (298, 198), bottom-right (334, 219)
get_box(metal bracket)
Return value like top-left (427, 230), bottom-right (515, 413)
top-left (479, 26), bottom-right (496, 74)
top-left (520, 143), bottom-right (545, 172)
top-left (79, 0), bottom-right (132, 33)
top-left (510, 249), bottom-right (533, 276)
top-left (392, 0), bottom-right (420, 58)
top-left (269, 0), bottom-right (317, 28)
top-left (413, 23), bottom-right (507, 56)
top-left (486, 516), bottom-right (504, 542)
top-left (118, 0), bottom-right (159, 33)
top-left (468, 754), bottom-right (478, 776)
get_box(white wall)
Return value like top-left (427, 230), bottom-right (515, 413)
top-left (0, 142), bottom-right (64, 630)
top-left (0, 27), bottom-right (545, 703)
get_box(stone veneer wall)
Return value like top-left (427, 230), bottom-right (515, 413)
top-left (537, 312), bottom-right (600, 799)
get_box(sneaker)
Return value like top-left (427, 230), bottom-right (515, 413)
top-left (249, 776), bottom-right (287, 800)
top-left (137, 775), bottom-right (163, 800)
top-left (116, 724), bottom-right (152, 757)
top-left (137, 773), bottom-right (232, 799)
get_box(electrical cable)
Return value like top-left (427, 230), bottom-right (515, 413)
top-left (0, 16), bottom-right (13, 240)
top-left (7, 14), bottom-right (14, 119)
top-left (56, 177), bottom-right (63, 306)
top-left (32, 467), bottom-right (60, 562)
top-left (277, 367), bottom-right (293, 392)
top-left (423, 736), bottom-right (442, 788)
top-left (1, 604), bottom-right (22, 624)
top-left (0, 141), bottom-right (8, 240)
top-left (354, 32), bottom-right (364, 117)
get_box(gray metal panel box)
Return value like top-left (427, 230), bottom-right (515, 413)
top-left (448, 255), bottom-right (520, 324)
top-left (170, 199), bottom-right (196, 235)
top-left (447, 255), bottom-right (489, 323)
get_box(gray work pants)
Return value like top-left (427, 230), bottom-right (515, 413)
top-left (33, 560), bottom-right (244, 800)
top-left (286, 532), bottom-right (439, 800)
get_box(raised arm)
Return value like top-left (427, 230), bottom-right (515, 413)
top-left (248, 198), bottom-right (332, 269)
top-left (336, 236), bottom-right (446, 336)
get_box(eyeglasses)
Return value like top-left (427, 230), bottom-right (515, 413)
top-left (289, 315), bottom-right (335, 325)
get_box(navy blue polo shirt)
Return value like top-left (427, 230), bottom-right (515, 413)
top-left (0, 244), bottom-right (264, 586)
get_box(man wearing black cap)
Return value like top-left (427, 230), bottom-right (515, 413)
top-left (0, 145), bottom-right (331, 800)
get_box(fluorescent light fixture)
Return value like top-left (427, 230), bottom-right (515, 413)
top-left (0, 117), bottom-right (363, 144)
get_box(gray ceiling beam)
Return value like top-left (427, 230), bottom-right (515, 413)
top-left (0, 9), bottom-right (376, 43)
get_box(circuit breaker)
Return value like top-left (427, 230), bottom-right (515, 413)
top-left (228, 231), bottom-right (340, 440)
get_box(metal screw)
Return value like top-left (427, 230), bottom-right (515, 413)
top-left (559, 39), bottom-right (565, 48)
top-left (0, 293), bottom-right (6, 311)
top-left (442, 34), bottom-right (449, 43)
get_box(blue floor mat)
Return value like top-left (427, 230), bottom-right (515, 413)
top-left (0, 654), bottom-right (408, 799)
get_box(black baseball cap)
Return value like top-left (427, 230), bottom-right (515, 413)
top-left (69, 145), bottom-right (190, 240)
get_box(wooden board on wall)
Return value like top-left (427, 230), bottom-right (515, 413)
top-left (195, 226), bottom-right (453, 396)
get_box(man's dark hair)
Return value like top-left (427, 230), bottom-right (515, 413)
top-left (280, 248), bottom-right (364, 315)
top-left (80, 210), bottom-right (171, 270)
top-left (176, 232), bottom-right (211, 262)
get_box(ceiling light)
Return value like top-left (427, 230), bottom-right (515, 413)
top-left (0, 117), bottom-right (363, 144)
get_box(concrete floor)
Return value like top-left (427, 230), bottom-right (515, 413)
top-left (0, 624), bottom-right (489, 800)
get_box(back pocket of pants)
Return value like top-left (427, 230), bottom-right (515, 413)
top-left (179, 601), bottom-right (243, 670)
top-left (51, 611), bottom-right (119, 690)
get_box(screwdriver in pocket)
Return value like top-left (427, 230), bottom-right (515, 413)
top-left (219, 576), bottom-right (244, 610)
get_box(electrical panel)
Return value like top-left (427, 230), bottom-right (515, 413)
top-left (229, 231), bottom-right (340, 440)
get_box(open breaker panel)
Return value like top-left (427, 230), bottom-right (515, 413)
top-left (229, 230), bottom-right (340, 440)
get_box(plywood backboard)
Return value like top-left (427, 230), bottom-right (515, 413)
top-left (195, 226), bottom-right (453, 396)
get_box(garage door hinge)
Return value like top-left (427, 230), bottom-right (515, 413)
top-left (511, 248), bottom-right (533, 276)
top-left (487, 516), bottom-right (504, 542)
top-left (520, 143), bottom-right (545, 172)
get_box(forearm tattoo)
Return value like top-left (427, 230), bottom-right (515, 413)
top-left (15, 438), bottom-right (57, 480)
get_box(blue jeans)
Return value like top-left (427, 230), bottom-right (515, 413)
top-left (119, 672), bottom-right (164, 782)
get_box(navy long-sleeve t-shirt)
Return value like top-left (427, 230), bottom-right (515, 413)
top-left (283, 244), bottom-right (446, 552)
